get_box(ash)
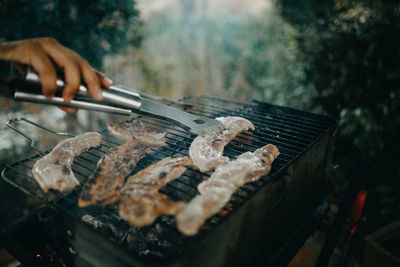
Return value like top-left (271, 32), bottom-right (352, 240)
top-left (79, 205), bottom-right (186, 260)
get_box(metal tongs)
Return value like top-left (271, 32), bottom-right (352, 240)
top-left (0, 60), bottom-right (223, 135)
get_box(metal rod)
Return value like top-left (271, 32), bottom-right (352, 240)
top-left (25, 68), bottom-right (142, 111)
top-left (14, 92), bottom-right (132, 115)
top-left (6, 118), bottom-right (76, 153)
top-left (2, 96), bottom-right (336, 241)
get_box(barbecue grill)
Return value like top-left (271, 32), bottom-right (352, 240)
top-left (1, 95), bottom-right (337, 267)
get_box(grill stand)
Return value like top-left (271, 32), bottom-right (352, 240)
top-left (2, 122), bottom-right (336, 267)
top-left (1, 96), bottom-right (338, 267)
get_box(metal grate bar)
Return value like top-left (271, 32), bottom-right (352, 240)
top-left (141, 118), bottom-right (301, 160)
top-left (252, 100), bottom-right (333, 127)
top-left (180, 105), bottom-right (322, 152)
top-left (192, 95), bottom-right (333, 128)
top-left (185, 102), bottom-right (324, 141)
top-left (185, 98), bottom-right (328, 136)
top-left (2, 95), bottom-right (336, 260)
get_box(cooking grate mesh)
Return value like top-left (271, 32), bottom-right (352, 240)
top-left (2, 95), bottom-right (336, 259)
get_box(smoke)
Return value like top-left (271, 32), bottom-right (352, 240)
top-left (104, 0), bottom-right (307, 107)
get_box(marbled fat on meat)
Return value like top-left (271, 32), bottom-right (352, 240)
top-left (189, 116), bottom-right (255, 173)
top-left (79, 119), bottom-right (167, 207)
top-left (177, 144), bottom-right (279, 236)
top-left (108, 119), bottom-right (166, 146)
top-left (78, 138), bottom-right (151, 207)
top-left (32, 132), bottom-right (102, 193)
top-left (119, 157), bottom-right (192, 227)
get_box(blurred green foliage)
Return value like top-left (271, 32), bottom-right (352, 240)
top-left (0, 0), bottom-right (141, 67)
top-left (128, 3), bottom-right (316, 109)
top-left (276, 0), bottom-right (400, 228)
top-left (210, 11), bottom-right (317, 108)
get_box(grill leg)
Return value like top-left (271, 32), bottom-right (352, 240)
top-left (315, 137), bottom-right (367, 267)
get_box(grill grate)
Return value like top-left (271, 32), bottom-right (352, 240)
top-left (2, 95), bottom-right (336, 260)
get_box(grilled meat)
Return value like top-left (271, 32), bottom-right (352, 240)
top-left (119, 157), bottom-right (192, 227)
top-left (79, 120), bottom-right (167, 207)
top-left (32, 132), bottom-right (102, 193)
top-left (177, 144), bottom-right (279, 236)
top-left (78, 138), bottom-right (151, 207)
top-left (108, 119), bottom-right (166, 146)
top-left (189, 116), bottom-right (255, 173)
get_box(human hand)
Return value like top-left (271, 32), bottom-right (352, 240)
top-left (0, 37), bottom-right (112, 113)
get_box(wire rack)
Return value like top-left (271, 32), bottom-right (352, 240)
top-left (1, 95), bottom-right (336, 258)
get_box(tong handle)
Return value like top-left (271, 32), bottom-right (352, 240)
top-left (23, 68), bottom-right (142, 110)
top-left (14, 91), bottom-right (132, 115)
top-left (0, 61), bottom-right (142, 114)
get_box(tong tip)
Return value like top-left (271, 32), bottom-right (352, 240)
top-left (191, 120), bottom-right (224, 136)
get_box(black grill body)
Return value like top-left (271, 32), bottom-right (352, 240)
top-left (1, 96), bottom-right (337, 267)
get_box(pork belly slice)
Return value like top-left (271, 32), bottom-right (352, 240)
top-left (189, 116), bottom-right (255, 173)
top-left (119, 157), bottom-right (192, 227)
top-left (32, 132), bottom-right (102, 193)
top-left (177, 144), bottom-right (279, 236)
top-left (79, 120), bottom-right (167, 207)
top-left (108, 119), bottom-right (167, 146)
top-left (78, 138), bottom-right (152, 207)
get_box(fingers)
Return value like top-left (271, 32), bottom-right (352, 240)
top-left (96, 72), bottom-right (113, 88)
top-left (36, 38), bottom-right (82, 102)
top-left (26, 42), bottom-right (58, 98)
top-left (62, 47), bottom-right (107, 100)
top-left (0, 40), bottom-right (58, 97)
top-left (37, 38), bottom-right (113, 102)
top-left (1, 38), bottom-right (113, 114)
top-left (58, 106), bottom-right (78, 114)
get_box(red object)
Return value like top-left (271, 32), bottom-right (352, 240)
top-left (347, 190), bottom-right (368, 234)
